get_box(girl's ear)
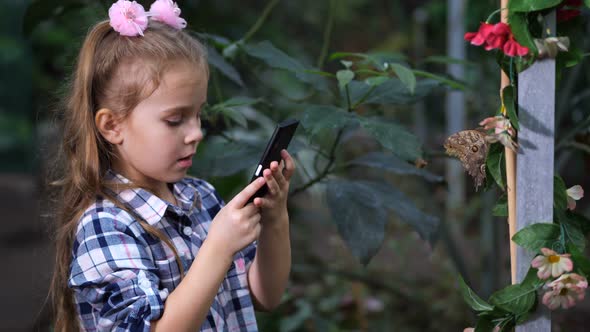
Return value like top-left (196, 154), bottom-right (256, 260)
top-left (95, 108), bottom-right (124, 144)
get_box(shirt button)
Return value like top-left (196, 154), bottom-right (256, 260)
top-left (183, 226), bottom-right (193, 236)
top-left (139, 278), bottom-right (151, 290)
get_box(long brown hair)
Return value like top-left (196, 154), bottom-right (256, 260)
top-left (48, 20), bottom-right (208, 331)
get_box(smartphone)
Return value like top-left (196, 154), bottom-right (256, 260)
top-left (248, 118), bottom-right (299, 203)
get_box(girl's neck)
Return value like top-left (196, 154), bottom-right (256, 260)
top-left (110, 164), bottom-right (178, 206)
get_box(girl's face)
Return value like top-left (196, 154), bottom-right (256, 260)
top-left (113, 61), bottom-right (207, 196)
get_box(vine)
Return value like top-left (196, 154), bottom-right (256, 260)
top-left (453, 1), bottom-right (590, 330)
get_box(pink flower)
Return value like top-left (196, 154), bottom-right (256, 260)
top-left (149, 0), bottom-right (187, 30)
top-left (480, 115), bottom-right (518, 152)
top-left (550, 273), bottom-right (589, 290)
top-left (464, 327), bottom-right (500, 332)
top-left (567, 185), bottom-right (584, 210)
top-left (542, 273), bottom-right (588, 310)
top-left (479, 115), bottom-right (514, 136)
top-left (109, 0), bottom-right (149, 37)
top-left (531, 248), bottom-right (573, 279)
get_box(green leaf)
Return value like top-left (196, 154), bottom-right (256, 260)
top-left (336, 69), bottom-right (355, 89)
top-left (389, 63), bottom-right (416, 94)
top-left (369, 181), bottom-right (439, 242)
top-left (565, 211), bottom-right (590, 235)
top-left (346, 152), bottom-right (442, 182)
top-left (23, 0), bottom-right (86, 36)
top-left (192, 139), bottom-right (261, 177)
top-left (458, 276), bottom-right (495, 311)
top-left (568, 244), bottom-right (590, 276)
top-left (364, 76), bottom-right (389, 86)
top-left (412, 70), bottom-right (467, 90)
top-left (512, 223), bottom-right (560, 252)
top-left (561, 215), bottom-right (586, 250)
top-left (348, 78), bottom-right (439, 106)
top-left (486, 143), bottom-right (505, 190)
top-left (488, 283), bottom-right (536, 315)
top-left (358, 117), bottom-right (423, 162)
top-left (507, 13), bottom-right (538, 54)
top-left (502, 86), bottom-right (520, 131)
top-left (206, 45), bottom-right (244, 87)
top-left (242, 41), bottom-right (329, 91)
top-left (559, 45), bottom-right (584, 68)
top-left (328, 52), bottom-right (367, 62)
top-left (508, 0), bottom-right (562, 12)
top-left (326, 179), bottom-right (438, 264)
top-left (207, 97), bottom-right (262, 128)
top-left (554, 175), bottom-right (568, 211)
top-left (474, 316), bottom-right (496, 332)
top-left (421, 55), bottom-right (477, 67)
top-left (299, 105), bottom-right (356, 140)
top-left (586, 0), bottom-right (590, 8)
top-left (325, 180), bottom-right (390, 265)
top-left (493, 198), bottom-right (508, 217)
top-left (361, 52), bottom-right (407, 71)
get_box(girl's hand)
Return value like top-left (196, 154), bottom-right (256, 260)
top-left (253, 149), bottom-right (295, 223)
top-left (206, 177), bottom-right (266, 258)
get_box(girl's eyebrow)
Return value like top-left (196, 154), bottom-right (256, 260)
top-left (162, 102), bottom-right (207, 114)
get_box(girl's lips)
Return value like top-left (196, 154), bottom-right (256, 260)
top-left (177, 155), bottom-right (193, 168)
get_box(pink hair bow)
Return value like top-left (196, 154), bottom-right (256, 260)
top-left (108, 0), bottom-right (187, 37)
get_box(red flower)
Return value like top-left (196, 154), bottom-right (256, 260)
top-left (503, 36), bottom-right (529, 57)
top-left (557, 9), bottom-right (581, 22)
top-left (465, 22), bottom-right (528, 57)
top-left (557, 0), bottom-right (582, 22)
top-left (464, 22), bottom-right (510, 51)
top-left (464, 22), bottom-right (493, 46)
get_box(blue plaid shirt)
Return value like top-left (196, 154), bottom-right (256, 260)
top-left (68, 170), bottom-right (258, 331)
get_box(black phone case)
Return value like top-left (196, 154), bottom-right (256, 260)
top-left (248, 118), bottom-right (299, 203)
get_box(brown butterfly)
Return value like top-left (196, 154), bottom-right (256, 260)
top-left (444, 129), bottom-right (489, 190)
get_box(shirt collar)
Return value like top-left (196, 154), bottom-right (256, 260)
top-left (104, 170), bottom-right (202, 226)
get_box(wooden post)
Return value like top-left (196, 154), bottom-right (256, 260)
top-left (501, 0), bottom-right (519, 285)
top-left (515, 12), bottom-right (555, 332)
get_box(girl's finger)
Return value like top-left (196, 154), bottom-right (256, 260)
top-left (271, 161), bottom-right (288, 188)
top-left (281, 149), bottom-right (296, 180)
top-left (254, 197), bottom-right (271, 209)
top-left (243, 202), bottom-right (260, 217)
top-left (264, 169), bottom-right (280, 195)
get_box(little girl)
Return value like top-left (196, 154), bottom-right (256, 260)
top-left (49, 1), bottom-right (294, 331)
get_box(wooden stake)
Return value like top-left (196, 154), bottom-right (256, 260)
top-left (500, 0), bottom-right (518, 284)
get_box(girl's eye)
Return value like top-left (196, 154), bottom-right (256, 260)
top-left (166, 119), bottom-right (182, 126)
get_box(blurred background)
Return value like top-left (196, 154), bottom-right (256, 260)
top-left (1, 0), bottom-right (589, 331)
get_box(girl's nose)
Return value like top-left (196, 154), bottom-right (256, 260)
top-left (185, 119), bottom-right (203, 144)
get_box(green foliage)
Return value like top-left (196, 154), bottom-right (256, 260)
top-left (501, 85), bottom-right (519, 130)
top-left (486, 143), bottom-right (505, 190)
top-left (507, 0), bottom-right (562, 12)
top-left (458, 276), bottom-right (495, 312)
top-left (553, 175), bottom-right (568, 211)
top-left (345, 152), bottom-right (443, 183)
top-left (389, 63), bottom-right (416, 95)
top-left (512, 223), bottom-right (560, 252)
top-left (492, 200), bottom-right (508, 217)
top-left (242, 41), bottom-right (330, 92)
top-left (507, 12), bottom-right (538, 54)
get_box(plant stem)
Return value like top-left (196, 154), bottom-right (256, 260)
top-left (242, 0), bottom-right (282, 43)
top-left (485, 7), bottom-right (507, 23)
top-left (316, 0), bottom-right (336, 70)
top-left (291, 129), bottom-right (343, 196)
